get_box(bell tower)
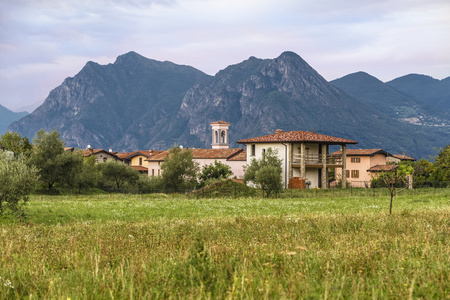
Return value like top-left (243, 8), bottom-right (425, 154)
top-left (210, 121), bottom-right (231, 149)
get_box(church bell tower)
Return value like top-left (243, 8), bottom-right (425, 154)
top-left (210, 121), bottom-right (231, 149)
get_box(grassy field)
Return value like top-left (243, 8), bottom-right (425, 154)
top-left (1, 188), bottom-right (449, 299)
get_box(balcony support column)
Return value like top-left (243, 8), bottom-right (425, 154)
top-left (289, 143), bottom-right (294, 180)
top-left (321, 144), bottom-right (328, 189)
top-left (300, 143), bottom-right (306, 179)
top-left (342, 145), bottom-right (347, 188)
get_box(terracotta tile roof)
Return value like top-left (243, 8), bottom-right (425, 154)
top-left (367, 164), bottom-right (399, 172)
top-left (228, 150), bottom-right (247, 161)
top-left (330, 149), bottom-right (391, 157)
top-left (210, 121), bottom-right (231, 125)
top-left (392, 154), bottom-right (416, 161)
top-left (81, 149), bottom-right (112, 156)
top-left (147, 148), bottom-right (245, 162)
top-left (130, 166), bottom-right (148, 172)
top-left (81, 149), bottom-right (124, 161)
top-left (237, 130), bottom-right (357, 145)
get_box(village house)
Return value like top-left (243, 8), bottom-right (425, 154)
top-left (330, 149), bottom-right (412, 188)
top-left (147, 121), bottom-right (246, 179)
top-left (386, 153), bottom-right (417, 164)
top-left (116, 150), bottom-right (163, 173)
top-left (81, 147), bottom-right (124, 163)
top-left (237, 129), bottom-right (358, 189)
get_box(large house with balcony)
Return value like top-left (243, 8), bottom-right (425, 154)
top-left (237, 130), bottom-right (357, 189)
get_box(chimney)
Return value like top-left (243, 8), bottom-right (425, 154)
top-left (402, 152), bottom-right (405, 158)
top-left (275, 129), bottom-right (284, 134)
top-left (89, 147), bottom-right (94, 154)
top-left (149, 149), bottom-right (154, 156)
top-left (311, 129), bottom-right (314, 133)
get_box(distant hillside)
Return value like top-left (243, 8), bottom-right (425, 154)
top-left (8, 51), bottom-right (450, 159)
top-left (0, 105), bottom-right (28, 135)
top-left (386, 74), bottom-right (450, 114)
top-left (330, 72), bottom-right (421, 119)
top-left (9, 51), bottom-right (211, 150)
top-left (331, 72), bottom-right (449, 133)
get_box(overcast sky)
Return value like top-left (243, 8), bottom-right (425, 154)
top-left (1, 0), bottom-right (449, 112)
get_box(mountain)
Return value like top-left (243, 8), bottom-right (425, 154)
top-left (178, 52), bottom-right (445, 158)
top-left (330, 72), bottom-right (421, 119)
top-left (8, 51), bottom-right (211, 150)
top-left (386, 74), bottom-right (450, 114)
top-left (331, 72), bottom-right (450, 131)
top-left (0, 105), bottom-right (28, 135)
top-left (8, 51), bottom-right (449, 158)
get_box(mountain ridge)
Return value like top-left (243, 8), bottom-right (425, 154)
top-left (8, 51), bottom-right (450, 159)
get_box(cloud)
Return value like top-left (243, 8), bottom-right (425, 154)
top-left (0, 0), bottom-right (449, 110)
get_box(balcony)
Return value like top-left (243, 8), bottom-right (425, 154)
top-left (292, 154), bottom-right (342, 167)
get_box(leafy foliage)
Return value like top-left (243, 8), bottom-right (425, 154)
top-left (244, 148), bottom-right (283, 197)
top-left (0, 131), bottom-right (32, 156)
top-left (373, 164), bottom-right (414, 214)
top-left (0, 151), bottom-right (38, 217)
top-left (98, 160), bottom-right (139, 192)
top-left (161, 147), bottom-right (200, 192)
top-left (199, 160), bottom-right (232, 187)
top-left (29, 129), bottom-right (83, 192)
top-left (430, 145), bottom-right (450, 182)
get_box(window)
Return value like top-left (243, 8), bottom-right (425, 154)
top-left (152, 169), bottom-right (154, 176)
top-left (251, 144), bottom-right (256, 156)
top-left (351, 170), bottom-right (359, 178)
top-left (139, 157), bottom-right (143, 165)
top-left (158, 169), bottom-right (160, 176)
top-left (345, 170), bottom-right (350, 178)
top-left (351, 157), bottom-right (361, 163)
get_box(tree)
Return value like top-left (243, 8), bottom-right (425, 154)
top-left (244, 148), bottom-right (283, 197)
top-left (73, 155), bottom-right (100, 193)
top-left (28, 129), bottom-right (83, 191)
top-left (376, 164), bottom-right (413, 215)
top-left (199, 160), bottom-right (232, 187)
top-left (430, 145), bottom-right (450, 182)
top-left (0, 131), bottom-right (32, 157)
top-left (161, 147), bottom-right (199, 192)
top-left (99, 160), bottom-right (139, 192)
top-left (413, 158), bottom-right (434, 187)
top-left (0, 151), bottom-right (38, 217)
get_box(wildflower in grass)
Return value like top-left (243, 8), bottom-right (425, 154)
top-left (4, 279), bottom-right (14, 289)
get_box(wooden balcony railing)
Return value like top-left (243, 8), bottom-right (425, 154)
top-left (292, 154), bottom-right (342, 166)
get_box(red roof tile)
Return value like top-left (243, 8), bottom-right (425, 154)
top-left (228, 150), bottom-right (247, 161)
top-left (392, 154), bottom-right (416, 161)
top-left (330, 149), bottom-right (391, 157)
top-left (147, 148), bottom-right (245, 162)
top-left (130, 166), bottom-right (148, 172)
top-left (237, 130), bottom-right (357, 145)
top-left (367, 165), bottom-right (399, 172)
top-left (210, 121), bottom-right (231, 125)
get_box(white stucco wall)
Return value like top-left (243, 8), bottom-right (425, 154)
top-left (246, 142), bottom-right (324, 188)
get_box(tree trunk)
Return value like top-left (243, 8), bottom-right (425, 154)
top-left (389, 192), bottom-right (394, 215)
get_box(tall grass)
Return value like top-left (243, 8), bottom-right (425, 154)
top-left (0, 189), bottom-right (449, 299)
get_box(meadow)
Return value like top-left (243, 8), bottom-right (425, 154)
top-left (1, 188), bottom-right (449, 299)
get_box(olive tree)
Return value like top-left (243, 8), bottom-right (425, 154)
top-left (244, 148), bottom-right (283, 197)
top-left (0, 151), bottom-right (38, 217)
top-left (430, 144), bottom-right (450, 182)
top-left (98, 160), bottom-right (139, 192)
top-left (161, 147), bottom-right (199, 192)
top-left (376, 164), bottom-right (414, 215)
top-left (199, 160), bottom-right (232, 187)
top-left (28, 129), bottom-right (83, 191)
top-left (0, 131), bottom-right (32, 156)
